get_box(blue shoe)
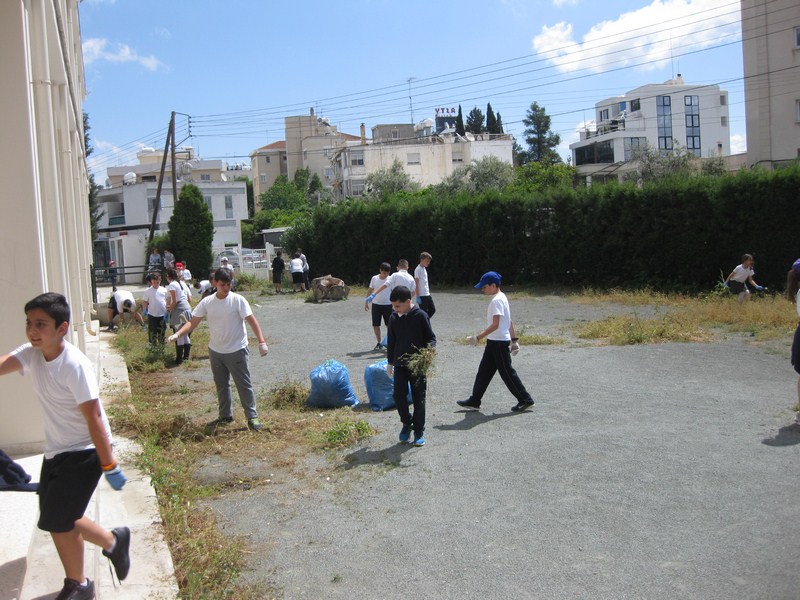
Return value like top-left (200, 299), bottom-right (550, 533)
top-left (399, 425), bottom-right (411, 443)
top-left (412, 435), bottom-right (425, 447)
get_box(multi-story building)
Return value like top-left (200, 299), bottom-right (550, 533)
top-left (741, 0), bottom-right (800, 168)
top-left (96, 148), bottom-right (249, 282)
top-left (569, 76), bottom-right (731, 182)
top-left (1, 0), bottom-right (91, 452)
top-left (250, 108), bottom-right (361, 198)
top-left (331, 122), bottom-right (514, 199)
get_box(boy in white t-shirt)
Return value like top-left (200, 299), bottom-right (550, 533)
top-left (141, 273), bottom-right (168, 345)
top-left (0, 293), bottom-right (130, 599)
top-left (106, 289), bottom-right (144, 331)
top-left (457, 271), bottom-right (535, 413)
top-left (365, 262), bottom-right (392, 350)
top-left (414, 251), bottom-right (436, 318)
top-left (724, 253), bottom-right (764, 304)
top-left (169, 268), bottom-right (269, 433)
top-left (365, 259), bottom-right (416, 308)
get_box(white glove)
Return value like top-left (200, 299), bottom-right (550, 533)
top-left (386, 363), bottom-right (394, 377)
top-left (510, 341), bottom-right (520, 356)
top-left (467, 335), bottom-right (478, 346)
top-left (258, 342), bottom-right (269, 357)
top-left (167, 333), bottom-right (178, 343)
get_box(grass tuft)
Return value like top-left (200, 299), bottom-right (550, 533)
top-left (576, 311), bottom-right (710, 345)
top-left (264, 378), bottom-right (310, 410)
top-left (321, 419), bottom-right (373, 448)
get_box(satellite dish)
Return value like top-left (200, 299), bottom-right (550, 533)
top-left (122, 172), bottom-right (136, 185)
top-left (464, 132), bottom-right (475, 142)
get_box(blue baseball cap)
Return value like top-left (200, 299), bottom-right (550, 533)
top-left (474, 271), bottom-right (502, 288)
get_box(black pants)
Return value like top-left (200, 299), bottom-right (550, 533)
top-left (393, 365), bottom-right (426, 436)
top-left (469, 339), bottom-right (532, 403)
top-left (148, 314), bottom-right (166, 344)
top-left (419, 295), bottom-right (436, 318)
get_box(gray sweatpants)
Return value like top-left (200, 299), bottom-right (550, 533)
top-left (208, 347), bottom-right (258, 420)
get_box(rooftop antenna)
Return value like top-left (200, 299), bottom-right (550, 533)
top-left (669, 35), bottom-right (675, 79)
top-left (407, 77), bottom-right (416, 124)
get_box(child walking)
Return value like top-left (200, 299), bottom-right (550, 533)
top-left (457, 271), bottom-right (534, 412)
top-left (141, 272), bottom-right (168, 345)
top-left (386, 285), bottom-right (436, 447)
top-left (414, 251), bottom-right (436, 318)
top-left (365, 262), bottom-right (392, 350)
top-left (0, 293), bottom-right (130, 599)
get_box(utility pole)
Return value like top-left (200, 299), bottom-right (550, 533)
top-left (407, 77), bottom-right (415, 124)
top-left (148, 112), bottom-right (175, 244)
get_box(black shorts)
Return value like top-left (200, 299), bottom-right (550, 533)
top-left (791, 324), bottom-right (800, 375)
top-left (728, 280), bottom-right (747, 294)
top-left (273, 271), bottom-right (284, 284)
top-left (372, 303), bottom-right (393, 327)
top-left (291, 272), bottom-right (304, 284)
top-left (107, 296), bottom-right (119, 316)
top-left (38, 449), bottom-right (102, 532)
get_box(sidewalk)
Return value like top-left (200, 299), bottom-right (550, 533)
top-left (0, 322), bottom-right (178, 600)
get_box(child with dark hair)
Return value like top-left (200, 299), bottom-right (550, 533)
top-left (786, 260), bottom-right (800, 424)
top-left (386, 285), bottom-right (436, 447)
top-left (169, 268), bottom-right (269, 433)
top-left (141, 272), bottom-right (168, 345)
top-left (724, 253), bottom-right (764, 304)
top-left (0, 293), bottom-right (130, 599)
top-left (272, 250), bottom-right (285, 294)
top-left (365, 262), bottom-right (392, 350)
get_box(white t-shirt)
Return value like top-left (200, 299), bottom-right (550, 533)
top-left (181, 280), bottom-right (193, 301)
top-left (387, 270), bottom-right (416, 295)
top-left (168, 280), bottom-right (188, 305)
top-left (289, 258), bottom-right (304, 273)
top-left (369, 274), bottom-right (392, 305)
top-left (486, 290), bottom-right (512, 341)
top-left (414, 264), bottom-right (430, 296)
top-left (142, 285), bottom-right (168, 317)
top-left (182, 268), bottom-right (192, 281)
top-left (11, 342), bottom-right (111, 459)
top-left (112, 289), bottom-right (136, 311)
top-left (197, 280), bottom-right (213, 296)
top-left (192, 292), bottom-right (253, 354)
top-left (731, 264), bottom-right (754, 283)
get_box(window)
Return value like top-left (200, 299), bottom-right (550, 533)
top-left (685, 115), bottom-right (700, 127)
top-left (303, 150), bottom-right (308, 160)
top-left (142, 175), bottom-right (157, 183)
top-left (351, 181), bottom-right (365, 196)
top-left (630, 98), bottom-right (641, 112)
top-left (452, 152), bottom-right (464, 163)
top-left (351, 151), bottom-right (364, 166)
top-left (623, 137), bottom-right (647, 161)
top-left (796, 99), bottom-right (800, 122)
top-left (225, 195), bottom-right (233, 219)
top-left (323, 148), bottom-right (329, 158)
top-left (656, 95), bottom-right (673, 152)
top-left (283, 155), bottom-right (287, 162)
top-left (574, 140), bottom-right (614, 166)
top-left (618, 102), bottom-right (626, 114)
top-left (260, 175), bottom-right (266, 183)
top-left (599, 108), bottom-right (609, 121)
top-left (392, 130), bottom-right (399, 139)
top-left (204, 196), bottom-right (212, 212)
top-left (684, 95), bottom-right (701, 157)
top-left (721, 116), bottom-right (728, 127)
top-left (720, 94), bottom-right (727, 106)
top-left (265, 156), bottom-right (271, 164)
top-left (200, 174), bottom-right (211, 181)
top-left (795, 26), bottom-right (800, 48)
top-left (407, 152), bottom-right (421, 165)
top-left (324, 168), bottom-right (333, 180)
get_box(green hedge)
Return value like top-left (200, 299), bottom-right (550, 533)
top-left (284, 164), bottom-right (800, 291)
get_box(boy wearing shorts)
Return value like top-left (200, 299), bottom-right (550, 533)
top-left (0, 293), bottom-right (130, 600)
top-left (365, 262), bottom-right (392, 350)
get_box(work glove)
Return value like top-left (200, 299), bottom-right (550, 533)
top-left (722, 281), bottom-right (729, 288)
top-left (386, 363), bottom-right (394, 377)
top-left (467, 335), bottom-right (478, 346)
top-left (365, 294), bottom-right (376, 305)
top-left (104, 465), bottom-right (128, 490)
top-left (755, 285), bottom-right (764, 291)
top-left (510, 341), bottom-right (520, 356)
top-left (258, 342), bottom-right (269, 357)
top-left (167, 333), bottom-right (178, 343)
top-left (416, 297), bottom-right (421, 305)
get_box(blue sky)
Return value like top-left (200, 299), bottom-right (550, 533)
top-left (81, 0), bottom-right (746, 181)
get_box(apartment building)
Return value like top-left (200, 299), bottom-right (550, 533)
top-left (96, 149), bottom-right (249, 281)
top-left (331, 123), bottom-right (514, 199)
top-left (741, 0), bottom-right (800, 168)
top-left (251, 109), bottom-right (361, 198)
top-left (1, 0), bottom-right (91, 452)
top-left (569, 77), bottom-right (731, 182)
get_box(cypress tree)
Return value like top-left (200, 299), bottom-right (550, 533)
top-left (486, 103), bottom-right (497, 134)
top-left (455, 105), bottom-right (465, 136)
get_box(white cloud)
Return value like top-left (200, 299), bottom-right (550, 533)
top-left (533, 0), bottom-right (740, 74)
top-left (82, 38), bottom-right (166, 71)
top-left (729, 133), bottom-right (746, 154)
top-left (87, 140), bottom-right (144, 180)
top-left (553, 0), bottom-right (580, 6)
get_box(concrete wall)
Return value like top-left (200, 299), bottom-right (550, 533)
top-left (1, 0), bottom-right (92, 454)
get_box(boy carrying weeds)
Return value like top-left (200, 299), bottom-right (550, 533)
top-left (386, 285), bottom-right (436, 447)
top-left (0, 293), bottom-right (130, 600)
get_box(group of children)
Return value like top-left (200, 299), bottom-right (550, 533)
top-left (270, 248), bottom-right (310, 294)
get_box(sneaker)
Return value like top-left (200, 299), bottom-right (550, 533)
top-left (105, 325), bottom-right (115, 333)
top-left (55, 578), bottom-right (95, 600)
top-left (204, 416), bottom-right (234, 434)
top-left (102, 526), bottom-right (130, 581)
top-left (412, 435), bottom-right (426, 447)
top-left (511, 399), bottom-right (535, 412)
top-left (247, 417), bottom-right (263, 431)
top-left (374, 343), bottom-right (383, 351)
top-left (399, 425), bottom-right (411, 443)
top-left (456, 398), bottom-right (481, 409)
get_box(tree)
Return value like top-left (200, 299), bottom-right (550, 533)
top-left (365, 159), bottom-right (419, 199)
top-left (508, 161), bottom-right (576, 194)
top-left (433, 156), bottom-right (514, 196)
top-left (495, 112), bottom-right (504, 134)
top-left (521, 101), bottom-right (561, 165)
top-left (455, 105), bottom-right (465, 136)
top-left (624, 141), bottom-right (697, 183)
top-left (235, 175), bottom-right (255, 218)
top-left (293, 167), bottom-right (310, 196)
top-left (83, 112), bottom-right (104, 239)
top-left (168, 183), bottom-right (214, 274)
top-left (466, 107), bottom-right (485, 134)
top-left (259, 175), bottom-right (306, 211)
top-left (486, 103), bottom-right (497, 134)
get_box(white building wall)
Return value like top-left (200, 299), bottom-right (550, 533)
top-left (1, 0), bottom-right (91, 453)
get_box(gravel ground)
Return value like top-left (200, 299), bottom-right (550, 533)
top-left (196, 290), bottom-right (800, 600)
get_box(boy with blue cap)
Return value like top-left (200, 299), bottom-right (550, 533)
top-left (457, 271), bottom-right (535, 412)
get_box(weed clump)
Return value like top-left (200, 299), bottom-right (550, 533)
top-left (321, 419), bottom-right (373, 448)
top-left (266, 378), bottom-right (310, 410)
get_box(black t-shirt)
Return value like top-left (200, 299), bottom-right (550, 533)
top-left (272, 257), bottom-right (285, 273)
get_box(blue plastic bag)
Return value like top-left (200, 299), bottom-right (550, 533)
top-left (364, 359), bottom-right (412, 412)
top-left (306, 359), bottom-right (359, 408)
